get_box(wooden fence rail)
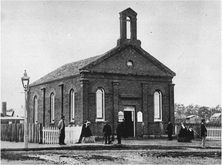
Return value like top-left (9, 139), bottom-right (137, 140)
top-left (1, 123), bottom-right (82, 144)
top-left (65, 126), bottom-right (82, 144)
top-left (206, 126), bottom-right (221, 140)
top-left (42, 127), bottom-right (59, 144)
top-left (2, 123), bottom-right (220, 143)
top-left (1, 123), bottom-right (24, 142)
top-left (42, 126), bottom-right (82, 144)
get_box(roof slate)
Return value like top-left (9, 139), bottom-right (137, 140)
top-left (30, 55), bottom-right (102, 86)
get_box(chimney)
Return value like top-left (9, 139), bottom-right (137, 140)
top-left (2, 102), bottom-right (7, 116)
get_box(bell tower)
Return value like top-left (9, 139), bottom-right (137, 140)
top-left (117, 8), bottom-right (141, 46)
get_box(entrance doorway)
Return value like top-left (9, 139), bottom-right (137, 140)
top-left (123, 106), bottom-right (135, 137)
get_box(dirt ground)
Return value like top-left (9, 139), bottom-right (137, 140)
top-left (1, 148), bottom-right (221, 165)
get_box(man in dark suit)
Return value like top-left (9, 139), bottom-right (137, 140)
top-left (116, 122), bottom-right (122, 144)
top-left (166, 119), bottom-right (173, 140)
top-left (57, 115), bottom-right (66, 145)
top-left (103, 121), bottom-right (112, 144)
top-left (201, 119), bottom-right (207, 148)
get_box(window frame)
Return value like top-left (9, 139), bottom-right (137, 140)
top-left (33, 96), bottom-right (38, 124)
top-left (70, 89), bottom-right (75, 122)
top-left (95, 88), bottom-right (105, 122)
top-left (154, 90), bottom-right (162, 122)
top-left (50, 93), bottom-right (55, 124)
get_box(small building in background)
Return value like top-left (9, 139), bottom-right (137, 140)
top-left (210, 113), bottom-right (221, 122)
top-left (1, 102), bottom-right (24, 124)
top-left (0, 116), bottom-right (24, 124)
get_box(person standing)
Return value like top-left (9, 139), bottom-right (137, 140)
top-left (187, 125), bottom-right (194, 142)
top-left (76, 120), bottom-right (87, 144)
top-left (103, 121), bottom-right (112, 144)
top-left (116, 122), bottom-right (122, 144)
top-left (82, 121), bottom-right (95, 143)
top-left (57, 115), bottom-right (66, 145)
top-left (178, 122), bottom-right (187, 142)
top-left (201, 119), bottom-right (207, 148)
top-left (166, 119), bottom-right (173, 140)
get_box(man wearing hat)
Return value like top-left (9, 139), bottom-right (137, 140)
top-left (166, 119), bottom-right (173, 140)
top-left (57, 115), bottom-right (66, 145)
top-left (103, 121), bottom-right (112, 144)
top-left (76, 120), bottom-right (87, 143)
top-left (201, 119), bottom-right (207, 148)
top-left (77, 120), bottom-right (92, 143)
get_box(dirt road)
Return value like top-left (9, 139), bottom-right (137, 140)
top-left (1, 148), bottom-right (221, 165)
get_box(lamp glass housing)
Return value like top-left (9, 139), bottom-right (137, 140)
top-left (21, 70), bottom-right (30, 89)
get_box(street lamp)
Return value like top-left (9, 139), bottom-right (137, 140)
top-left (21, 70), bottom-right (30, 148)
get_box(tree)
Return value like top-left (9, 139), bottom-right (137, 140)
top-left (174, 103), bottom-right (186, 117)
top-left (185, 104), bottom-right (199, 116)
top-left (198, 106), bottom-right (211, 120)
top-left (175, 103), bottom-right (221, 122)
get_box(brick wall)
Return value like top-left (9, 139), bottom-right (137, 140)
top-left (28, 72), bottom-right (174, 137)
top-left (28, 76), bottom-right (82, 127)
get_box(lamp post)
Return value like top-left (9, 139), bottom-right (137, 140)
top-left (21, 70), bottom-right (30, 148)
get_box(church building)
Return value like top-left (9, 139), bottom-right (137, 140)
top-left (28, 8), bottom-right (176, 138)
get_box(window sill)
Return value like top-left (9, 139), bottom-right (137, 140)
top-left (154, 120), bottom-right (162, 122)
top-left (95, 119), bottom-right (105, 122)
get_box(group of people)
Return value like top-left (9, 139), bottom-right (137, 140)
top-left (177, 119), bottom-right (207, 148)
top-left (177, 122), bottom-right (195, 142)
top-left (77, 120), bottom-right (123, 145)
top-left (57, 116), bottom-right (208, 149)
top-left (57, 116), bottom-right (123, 145)
top-left (165, 119), bottom-right (207, 148)
top-left (57, 116), bottom-right (95, 145)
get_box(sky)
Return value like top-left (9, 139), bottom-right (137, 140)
top-left (1, 0), bottom-right (221, 116)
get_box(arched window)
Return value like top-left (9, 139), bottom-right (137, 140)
top-left (126, 16), bottom-right (131, 39)
top-left (154, 90), bottom-right (162, 121)
top-left (50, 93), bottom-right (55, 123)
top-left (33, 96), bottom-right (38, 124)
top-left (96, 88), bottom-right (105, 121)
top-left (70, 89), bottom-right (75, 122)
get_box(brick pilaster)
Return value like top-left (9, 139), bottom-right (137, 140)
top-left (142, 83), bottom-right (148, 135)
top-left (112, 81), bottom-right (120, 135)
top-left (168, 83), bottom-right (175, 121)
top-left (80, 79), bottom-right (89, 122)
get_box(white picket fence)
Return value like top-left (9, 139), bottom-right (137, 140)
top-left (206, 126), bottom-right (221, 140)
top-left (42, 126), bottom-right (82, 144)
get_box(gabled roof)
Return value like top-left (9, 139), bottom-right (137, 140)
top-left (30, 55), bottom-right (103, 86)
top-left (211, 113), bottom-right (222, 118)
top-left (81, 44), bottom-right (176, 77)
top-left (120, 8), bottom-right (137, 16)
top-left (30, 44), bottom-right (176, 87)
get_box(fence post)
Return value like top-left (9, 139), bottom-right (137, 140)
top-left (18, 124), bottom-right (23, 142)
top-left (8, 124), bottom-right (12, 142)
top-left (39, 123), bottom-right (43, 144)
top-left (28, 123), bottom-right (31, 143)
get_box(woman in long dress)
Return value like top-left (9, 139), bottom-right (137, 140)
top-left (82, 121), bottom-right (95, 143)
